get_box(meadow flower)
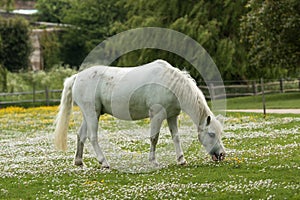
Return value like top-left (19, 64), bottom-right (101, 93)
top-left (0, 107), bottom-right (299, 199)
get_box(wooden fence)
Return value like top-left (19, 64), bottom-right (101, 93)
top-left (0, 78), bottom-right (299, 106)
top-left (0, 87), bottom-right (62, 106)
top-left (199, 78), bottom-right (300, 99)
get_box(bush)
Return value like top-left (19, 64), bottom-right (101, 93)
top-left (0, 17), bottom-right (31, 72)
top-left (3, 66), bottom-right (76, 93)
top-left (40, 30), bottom-right (61, 70)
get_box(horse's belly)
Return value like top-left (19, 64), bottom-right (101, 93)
top-left (102, 98), bottom-right (149, 120)
top-left (100, 85), bottom-right (179, 121)
top-left (128, 100), bottom-right (150, 120)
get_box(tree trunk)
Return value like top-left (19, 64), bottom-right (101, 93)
top-left (0, 65), bottom-right (8, 92)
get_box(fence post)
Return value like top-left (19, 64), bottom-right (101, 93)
top-left (260, 78), bottom-right (266, 117)
top-left (252, 80), bottom-right (257, 95)
top-left (33, 82), bottom-right (36, 103)
top-left (279, 78), bottom-right (284, 93)
top-left (45, 87), bottom-right (49, 106)
top-left (209, 83), bottom-right (215, 100)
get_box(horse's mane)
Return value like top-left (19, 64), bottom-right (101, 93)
top-left (159, 60), bottom-right (212, 124)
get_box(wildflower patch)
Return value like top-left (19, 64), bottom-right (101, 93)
top-left (0, 107), bottom-right (299, 199)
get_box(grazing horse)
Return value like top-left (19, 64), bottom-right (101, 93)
top-left (54, 60), bottom-right (225, 169)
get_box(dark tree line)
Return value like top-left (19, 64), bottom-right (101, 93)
top-left (1, 0), bottom-right (299, 82)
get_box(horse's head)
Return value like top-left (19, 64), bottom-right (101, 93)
top-left (198, 115), bottom-right (226, 161)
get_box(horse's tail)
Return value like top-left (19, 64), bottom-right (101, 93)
top-left (54, 74), bottom-right (77, 151)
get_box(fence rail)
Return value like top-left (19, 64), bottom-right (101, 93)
top-left (0, 87), bottom-right (61, 106)
top-left (0, 79), bottom-right (299, 106)
top-left (199, 78), bottom-right (300, 99)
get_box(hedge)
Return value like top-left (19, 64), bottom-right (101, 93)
top-left (0, 17), bottom-right (31, 72)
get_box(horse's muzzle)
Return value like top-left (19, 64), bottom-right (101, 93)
top-left (212, 152), bottom-right (225, 161)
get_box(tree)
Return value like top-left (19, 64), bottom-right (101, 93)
top-left (0, 17), bottom-right (31, 72)
top-left (240, 0), bottom-right (300, 79)
top-left (61, 0), bottom-right (127, 49)
top-left (112, 0), bottom-right (248, 81)
top-left (0, 0), bottom-right (14, 13)
top-left (36, 0), bottom-right (127, 67)
top-left (35, 0), bottom-right (71, 23)
top-left (39, 30), bottom-right (61, 70)
top-left (0, 34), bottom-right (8, 92)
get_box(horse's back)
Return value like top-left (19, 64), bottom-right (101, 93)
top-left (73, 60), bottom-right (181, 120)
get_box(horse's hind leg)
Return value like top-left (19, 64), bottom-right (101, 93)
top-left (74, 120), bottom-right (87, 166)
top-left (85, 113), bottom-right (110, 169)
top-left (149, 105), bottom-right (166, 165)
top-left (167, 116), bottom-right (187, 165)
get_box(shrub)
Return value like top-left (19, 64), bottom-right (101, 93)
top-left (39, 30), bottom-right (61, 70)
top-left (4, 66), bottom-right (76, 93)
top-left (0, 17), bottom-right (31, 72)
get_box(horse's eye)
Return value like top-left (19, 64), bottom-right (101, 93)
top-left (208, 132), bottom-right (215, 138)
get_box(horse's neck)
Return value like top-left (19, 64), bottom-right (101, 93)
top-left (185, 104), bottom-right (211, 126)
top-left (180, 89), bottom-right (212, 126)
top-left (160, 66), bottom-right (212, 126)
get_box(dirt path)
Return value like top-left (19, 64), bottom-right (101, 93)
top-left (227, 109), bottom-right (300, 114)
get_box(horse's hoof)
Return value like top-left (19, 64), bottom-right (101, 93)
top-left (101, 165), bottom-right (110, 170)
top-left (74, 159), bottom-right (84, 167)
top-left (150, 160), bottom-right (159, 167)
top-left (178, 159), bottom-right (188, 166)
top-left (100, 161), bottom-right (110, 169)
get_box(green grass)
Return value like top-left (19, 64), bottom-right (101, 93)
top-left (0, 106), bottom-right (300, 199)
top-left (226, 92), bottom-right (300, 109)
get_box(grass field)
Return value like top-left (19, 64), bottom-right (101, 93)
top-left (0, 105), bottom-right (299, 199)
top-left (226, 92), bottom-right (300, 109)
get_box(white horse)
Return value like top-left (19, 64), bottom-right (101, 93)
top-left (54, 60), bottom-right (225, 169)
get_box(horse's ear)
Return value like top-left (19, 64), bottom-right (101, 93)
top-left (206, 116), bottom-right (211, 126)
top-left (216, 114), bottom-right (225, 125)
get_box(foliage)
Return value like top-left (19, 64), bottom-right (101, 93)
top-left (240, 0), bottom-right (300, 79)
top-left (0, 0), bottom-right (14, 12)
top-left (111, 1), bottom-right (250, 81)
top-left (0, 17), bottom-right (31, 72)
top-left (61, 0), bottom-right (127, 66)
top-left (0, 36), bottom-right (6, 92)
top-left (39, 30), bottom-right (61, 70)
top-left (39, 66), bottom-right (76, 89)
top-left (109, 0), bottom-right (249, 81)
top-left (1, 66), bottom-right (76, 93)
top-left (0, 64), bottom-right (8, 92)
top-left (59, 28), bottom-right (88, 68)
top-left (62, 0), bottom-right (125, 47)
top-left (31, 0), bottom-right (300, 80)
top-left (36, 0), bottom-right (127, 67)
top-left (35, 0), bottom-right (71, 23)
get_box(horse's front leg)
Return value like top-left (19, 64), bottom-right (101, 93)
top-left (149, 105), bottom-right (166, 166)
top-left (167, 116), bottom-right (187, 165)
